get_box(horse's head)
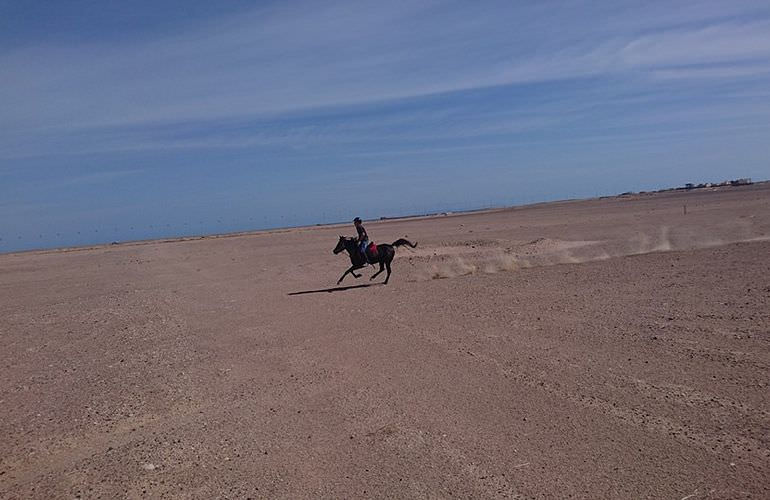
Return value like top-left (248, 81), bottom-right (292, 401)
top-left (333, 235), bottom-right (348, 254)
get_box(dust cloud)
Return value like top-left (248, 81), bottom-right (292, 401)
top-left (413, 224), bottom-right (768, 281)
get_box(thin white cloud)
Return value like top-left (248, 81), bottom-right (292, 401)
top-left (619, 19), bottom-right (770, 67)
top-left (651, 63), bottom-right (770, 80)
top-left (1, 0), bottom-right (770, 161)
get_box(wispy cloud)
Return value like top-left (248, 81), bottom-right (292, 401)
top-left (2, 0), bottom-right (770, 145)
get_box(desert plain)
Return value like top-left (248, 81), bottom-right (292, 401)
top-left (1, 184), bottom-right (769, 499)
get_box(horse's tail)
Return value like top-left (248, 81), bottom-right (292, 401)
top-left (391, 238), bottom-right (417, 248)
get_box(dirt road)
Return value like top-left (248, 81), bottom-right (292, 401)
top-left (2, 185), bottom-right (769, 498)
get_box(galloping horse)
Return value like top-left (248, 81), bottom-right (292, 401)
top-left (333, 236), bottom-right (417, 285)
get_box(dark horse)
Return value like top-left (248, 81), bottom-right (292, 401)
top-left (333, 236), bottom-right (417, 285)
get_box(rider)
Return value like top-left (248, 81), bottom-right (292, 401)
top-left (353, 217), bottom-right (369, 260)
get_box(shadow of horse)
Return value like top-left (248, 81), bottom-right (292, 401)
top-left (287, 283), bottom-right (384, 296)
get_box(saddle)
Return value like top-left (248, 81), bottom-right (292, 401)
top-left (364, 242), bottom-right (378, 263)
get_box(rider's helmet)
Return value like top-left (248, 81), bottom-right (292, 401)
top-left (353, 217), bottom-right (362, 224)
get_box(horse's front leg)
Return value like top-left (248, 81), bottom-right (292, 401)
top-left (352, 257), bottom-right (366, 278)
top-left (337, 265), bottom-right (355, 285)
top-left (351, 262), bottom-right (366, 278)
top-left (338, 264), bottom-right (363, 285)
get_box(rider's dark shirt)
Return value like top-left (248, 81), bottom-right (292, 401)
top-left (356, 224), bottom-right (368, 241)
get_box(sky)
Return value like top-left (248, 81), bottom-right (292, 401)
top-left (2, 0), bottom-right (770, 252)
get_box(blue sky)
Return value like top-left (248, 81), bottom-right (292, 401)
top-left (2, 0), bottom-right (770, 252)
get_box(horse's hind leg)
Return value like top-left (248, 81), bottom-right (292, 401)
top-left (383, 260), bottom-right (392, 284)
top-left (370, 262), bottom-right (385, 281)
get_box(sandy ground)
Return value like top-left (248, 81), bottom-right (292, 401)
top-left (1, 184), bottom-right (769, 499)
